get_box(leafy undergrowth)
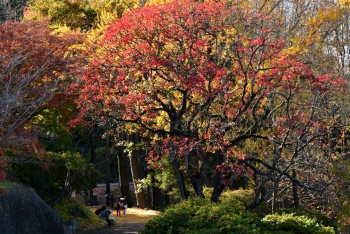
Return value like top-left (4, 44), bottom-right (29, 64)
top-left (54, 197), bottom-right (105, 230)
top-left (140, 190), bottom-right (337, 234)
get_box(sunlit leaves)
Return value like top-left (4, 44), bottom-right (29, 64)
top-left (70, 0), bottom-right (349, 204)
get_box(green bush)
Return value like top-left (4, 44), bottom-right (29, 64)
top-left (54, 196), bottom-right (105, 230)
top-left (219, 189), bottom-right (270, 217)
top-left (275, 208), bottom-right (337, 233)
top-left (262, 213), bottom-right (336, 234)
top-left (140, 197), bottom-right (262, 234)
top-left (141, 189), bottom-right (337, 234)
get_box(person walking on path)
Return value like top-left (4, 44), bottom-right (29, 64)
top-left (116, 200), bottom-right (121, 216)
top-left (122, 202), bottom-right (127, 216)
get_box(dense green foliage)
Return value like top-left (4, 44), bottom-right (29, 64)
top-left (141, 191), bottom-right (337, 234)
top-left (274, 208), bottom-right (338, 233)
top-left (262, 213), bottom-right (335, 234)
top-left (6, 151), bottom-right (100, 203)
top-left (141, 197), bottom-right (262, 234)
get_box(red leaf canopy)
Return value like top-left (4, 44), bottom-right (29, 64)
top-left (76, 0), bottom-right (345, 168)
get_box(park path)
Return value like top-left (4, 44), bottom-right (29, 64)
top-left (77, 208), bottom-right (160, 234)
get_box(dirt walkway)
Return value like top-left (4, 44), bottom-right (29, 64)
top-left (77, 208), bottom-right (160, 234)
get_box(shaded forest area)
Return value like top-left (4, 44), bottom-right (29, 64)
top-left (2, 0), bottom-right (350, 232)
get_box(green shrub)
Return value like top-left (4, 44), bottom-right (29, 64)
top-left (141, 189), bottom-right (337, 234)
top-left (54, 196), bottom-right (105, 230)
top-left (219, 189), bottom-right (255, 206)
top-left (141, 197), bottom-right (262, 234)
top-left (275, 208), bottom-right (337, 233)
top-left (262, 213), bottom-right (336, 234)
top-left (219, 189), bottom-right (270, 217)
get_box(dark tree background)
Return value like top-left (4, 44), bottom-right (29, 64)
top-left (0, 0), bottom-right (27, 24)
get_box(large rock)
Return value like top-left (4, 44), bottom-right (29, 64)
top-left (0, 187), bottom-right (64, 234)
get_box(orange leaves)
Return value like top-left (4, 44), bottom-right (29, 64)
top-left (0, 20), bottom-right (68, 72)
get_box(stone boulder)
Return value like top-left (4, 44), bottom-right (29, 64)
top-left (0, 187), bottom-right (64, 234)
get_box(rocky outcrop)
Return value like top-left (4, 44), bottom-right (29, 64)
top-left (0, 187), bottom-right (64, 234)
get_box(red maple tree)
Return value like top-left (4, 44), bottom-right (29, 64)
top-left (74, 0), bottom-right (346, 203)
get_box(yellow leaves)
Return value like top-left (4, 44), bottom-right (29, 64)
top-left (339, 0), bottom-right (350, 7)
top-left (282, 4), bottom-right (343, 58)
top-left (307, 7), bottom-right (340, 32)
top-left (93, 0), bottom-right (140, 20)
top-left (283, 36), bottom-right (308, 56)
top-left (50, 24), bottom-right (72, 35)
top-left (315, 8), bottom-right (338, 23)
top-left (306, 6), bottom-right (342, 37)
top-left (155, 113), bottom-right (170, 131)
top-left (217, 28), bottom-right (237, 49)
top-left (146, 0), bottom-right (172, 5)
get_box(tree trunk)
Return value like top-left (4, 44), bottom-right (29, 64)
top-left (164, 190), bottom-right (170, 207)
top-left (89, 127), bottom-right (97, 200)
top-left (292, 169), bottom-right (299, 208)
top-left (90, 127), bottom-right (96, 165)
top-left (117, 148), bottom-right (132, 206)
top-left (247, 172), bottom-right (282, 211)
top-left (168, 140), bottom-right (188, 200)
top-left (147, 185), bottom-right (151, 208)
top-left (127, 133), bottom-right (147, 208)
top-left (272, 172), bottom-right (276, 213)
top-left (130, 149), bottom-right (147, 208)
top-left (189, 153), bottom-right (210, 198)
top-left (171, 156), bottom-right (188, 200)
top-left (152, 185), bottom-right (162, 209)
top-left (105, 140), bottom-right (111, 195)
top-left (210, 152), bottom-right (226, 203)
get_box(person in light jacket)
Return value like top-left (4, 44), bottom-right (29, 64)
top-left (99, 208), bottom-right (113, 226)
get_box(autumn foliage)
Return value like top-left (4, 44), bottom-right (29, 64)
top-left (0, 20), bottom-right (73, 145)
top-left (1, 0), bottom-right (350, 231)
top-left (73, 0), bottom-right (347, 202)
top-left (0, 20), bottom-right (76, 182)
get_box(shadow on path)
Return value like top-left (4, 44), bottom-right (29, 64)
top-left (77, 221), bottom-right (146, 234)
